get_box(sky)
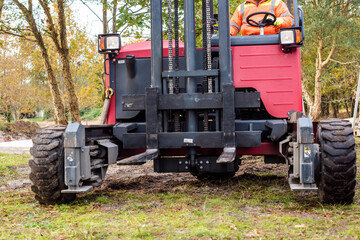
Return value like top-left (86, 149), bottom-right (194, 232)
top-left (70, 1), bottom-right (104, 38)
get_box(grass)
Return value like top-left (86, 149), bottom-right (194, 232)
top-left (2, 107), bottom-right (103, 124)
top-left (0, 147), bottom-right (359, 239)
top-left (0, 153), bottom-right (29, 184)
top-left (80, 107), bottom-right (102, 121)
top-left (24, 117), bottom-right (44, 123)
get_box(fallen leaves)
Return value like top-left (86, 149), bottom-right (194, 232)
top-left (229, 225), bottom-right (237, 230)
top-left (245, 229), bottom-right (261, 238)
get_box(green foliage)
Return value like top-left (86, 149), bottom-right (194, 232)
top-left (43, 109), bottom-right (53, 121)
top-left (79, 107), bottom-right (102, 121)
top-left (0, 122), bottom-right (5, 131)
top-left (300, 0), bottom-right (360, 116)
top-left (117, 0), bottom-right (150, 38)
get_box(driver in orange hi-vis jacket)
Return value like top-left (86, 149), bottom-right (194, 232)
top-left (230, 0), bottom-right (294, 36)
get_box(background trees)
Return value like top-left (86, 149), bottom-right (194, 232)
top-left (300, 0), bottom-right (360, 119)
top-left (0, 1), bottom-right (102, 123)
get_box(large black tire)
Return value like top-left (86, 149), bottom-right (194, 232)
top-left (316, 119), bottom-right (356, 204)
top-left (29, 125), bottom-right (76, 205)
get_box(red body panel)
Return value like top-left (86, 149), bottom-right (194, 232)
top-left (117, 40), bottom-right (185, 59)
top-left (106, 59), bottom-right (116, 125)
top-left (232, 45), bottom-right (303, 118)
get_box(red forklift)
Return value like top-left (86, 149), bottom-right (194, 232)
top-left (29, 0), bottom-right (356, 204)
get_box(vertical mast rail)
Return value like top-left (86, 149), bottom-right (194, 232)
top-left (217, 0), bottom-right (236, 163)
top-left (184, 0), bottom-right (197, 133)
top-left (151, 0), bottom-right (163, 89)
top-left (218, 0), bottom-right (231, 87)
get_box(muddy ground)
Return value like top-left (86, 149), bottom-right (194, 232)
top-left (3, 150), bottom-right (359, 206)
top-left (0, 156), bottom-right (288, 194)
top-left (97, 156), bottom-right (287, 194)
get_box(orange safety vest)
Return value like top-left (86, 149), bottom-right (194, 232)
top-left (230, 0), bottom-right (294, 36)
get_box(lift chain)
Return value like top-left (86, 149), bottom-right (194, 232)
top-left (167, 0), bottom-right (174, 95)
top-left (206, 0), bottom-right (213, 93)
top-left (202, 0), bottom-right (213, 132)
top-left (174, 0), bottom-right (181, 132)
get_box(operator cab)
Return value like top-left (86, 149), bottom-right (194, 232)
top-left (211, 0), bottom-right (304, 51)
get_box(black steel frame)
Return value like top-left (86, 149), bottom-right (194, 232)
top-left (101, 0), bottom-right (300, 172)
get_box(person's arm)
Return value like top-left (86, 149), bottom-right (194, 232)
top-left (230, 6), bottom-right (243, 36)
top-left (274, 1), bottom-right (294, 29)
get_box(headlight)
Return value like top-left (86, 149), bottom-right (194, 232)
top-left (98, 34), bottom-right (121, 54)
top-left (280, 30), bottom-right (295, 45)
top-left (280, 29), bottom-right (302, 45)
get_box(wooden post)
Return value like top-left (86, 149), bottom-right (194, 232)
top-left (352, 71), bottom-right (360, 130)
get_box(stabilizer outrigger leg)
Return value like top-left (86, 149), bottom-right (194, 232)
top-left (61, 122), bottom-right (118, 194)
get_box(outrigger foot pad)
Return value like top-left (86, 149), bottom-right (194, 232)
top-left (61, 186), bottom-right (93, 194)
top-left (216, 147), bottom-right (236, 163)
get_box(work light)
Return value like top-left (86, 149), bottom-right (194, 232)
top-left (280, 30), bottom-right (294, 45)
top-left (279, 28), bottom-right (302, 46)
top-left (98, 34), bottom-right (121, 54)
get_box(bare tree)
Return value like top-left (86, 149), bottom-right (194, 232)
top-left (10, 0), bottom-right (68, 124)
top-left (103, 0), bottom-right (108, 34)
top-left (0, 0), bottom-right (4, 17)
top-left (39, 0), bottom-right (81, 123)
top-left (112, 0), bottom-right (117, 33)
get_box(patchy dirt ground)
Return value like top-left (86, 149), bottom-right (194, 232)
top-left (0, 121), bottom-right (40, 142)
top-left (0, 164), bottom-right (31, 192)
top-left (2, 144), bottom-right (359, 206)
top-left (95, 156), bottom-right (287, 196)
top-left (0, 156), bottom-right (288, 194)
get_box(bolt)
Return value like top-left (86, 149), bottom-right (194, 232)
top-left (206, 161), bottom-right (209, 164)
top-left (185, 161), bottom-right (188, 165)
top-left (185, 166), bottom-right (188, 170)
top-left (200, 161), bottom-right (203, 164)
top-left (179, 161), bottom-right (182, 164)
top-left (200, 166), bottom-right (203, 169)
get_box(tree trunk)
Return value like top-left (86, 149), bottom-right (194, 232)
top-left (312, 67), bottom-right (322, 119)
top-left (321, 95), bottom-right (329, 118)
top-left (331, 101), bottom-right (338, 118)
top-left (344, 93), bottom-right (351, 118)
top-left (311, 40), bottom-right (323, 120)
top-left (0, 0), bottom-right (4, 17)
top-left (302, 84), bottom-right (314, 116)
top-left (57, 0), bottom-right (81, 123)
top-left (103, 0), bottom-right (108, 34)
top-left (112, 0), bottom-right (118, 33)
top-left (41, 46), bottom-right (67, 124)
top-left (12, 0), bottom-right (67, 125)
top-left (310, 39), bottom-right (336, 120)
